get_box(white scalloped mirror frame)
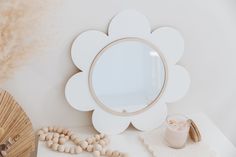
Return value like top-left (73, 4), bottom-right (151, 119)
top-left (65, 10), bottom-right (190, 134)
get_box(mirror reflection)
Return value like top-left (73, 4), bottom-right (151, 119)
top-left (90, 39), bottom-right (166, 114)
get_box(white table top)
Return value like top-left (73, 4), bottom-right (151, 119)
top-left (37, 113), bottom-right (236, 157)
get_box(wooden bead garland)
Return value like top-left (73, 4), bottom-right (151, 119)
top-left (38, 127), bottom-right (128, 157)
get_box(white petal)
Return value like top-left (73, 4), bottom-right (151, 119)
top-left (71, 30), bottom-right (108, 70)
top-left (131, 102), bottom-right (167, 131)
top-left (165, 65), bottom-right (191, 103)
top-left (108, 10), bottom-right (151, 38)
top-left (92, 108), bottom-right (130, 135)
top-left (65, 73), bottom-right (96, 111)
top-left (152, 27), bottom-right (184, 64)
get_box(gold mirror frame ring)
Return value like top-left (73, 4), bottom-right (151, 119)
top-left (88, 37), bottom-right (168, 117)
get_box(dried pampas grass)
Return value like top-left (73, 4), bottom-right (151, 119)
top-left (0, 0), bottom-right (48, 84)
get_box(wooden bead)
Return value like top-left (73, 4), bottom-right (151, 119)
top-left (48, 126), bottom-right (53, 132)
top-left (65, 135), bottom-right (69, 140)
top-left (46, 134), bottom-right (53, 141)
top-left (60, 134), bottom-right (65, 138)
top-left (93, 144), bottom-right (102, 151)
top-left (39, 134), bottom-right (46, 141)
top-left (52, 137), bottom-right (59, 143)
top-left (70, 147), bottom-right (75, 154)
top-left (42, 127), bottom-right (48, 133)
top-left (106, 149), bottom-right (113, 156)
top-left (37, 130), bottom-right (44, 136)
top-left (80, 141), bottom-right (88, 149)
top-left (99, 133), bottom-right (105, 139)
top-left (59, 137), bottom-right (66, 145)
top-left (70, 134), bottom-right (76, 140)
top-left (46, 141), bottom-right (53, 148)
top-left (67, 131), bottom-right (73, 137)
top-left (95, 134), bottom-right (100, 141)
top-left (99, 140), bottom-right (106, 146)
top-left (91, 137), bottom-right (96, 143)
top-left (86, 145), bottom-right (93, 152)
top-left (87, 137), bottom-right (94, 144)
top-left (93, 150), bottom-right (100, 157)
top-left (64, 146), bottom-right (70, 153)
top-left (112, 151), bottom-right (120, 157)
top-left (52, 143), bottom-right (59, 151)
top-left (63, 129), bottom-right (69, 135)
top-left (75, 146), bottom-right (83, 154)
top-left (58, 145), bottom-right (65, 152)
top-left (53, 133), bottom-right (59, 138)
top-left (74, 137), bottom-right (80, 144)
top-left (57, 128), bottom-right (63, 134)
top-left (100, 149), bottom-right (106, 156)
top-left (53, 127), bottom-right (58, 132)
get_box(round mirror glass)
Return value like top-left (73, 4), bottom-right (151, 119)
top-left (89, 39), bottom-right (166, 114)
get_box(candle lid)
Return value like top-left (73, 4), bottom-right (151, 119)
top-left (188, 119), bottom-right (201, 142)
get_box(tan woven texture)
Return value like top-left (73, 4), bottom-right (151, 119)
top-left (0, 90), bottom-right (35, 157)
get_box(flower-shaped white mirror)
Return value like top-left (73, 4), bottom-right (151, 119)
top-left (65, 10), bottom-right (190, 134)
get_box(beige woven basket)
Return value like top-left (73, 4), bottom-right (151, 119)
top-left (0, 90), bottom-right (35, 157)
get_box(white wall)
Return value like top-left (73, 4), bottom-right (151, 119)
top-left (2, 0), bottom-right (236, 145)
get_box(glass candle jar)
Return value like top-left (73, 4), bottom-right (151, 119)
top-left (165, 114), bottom-right (190, 149)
